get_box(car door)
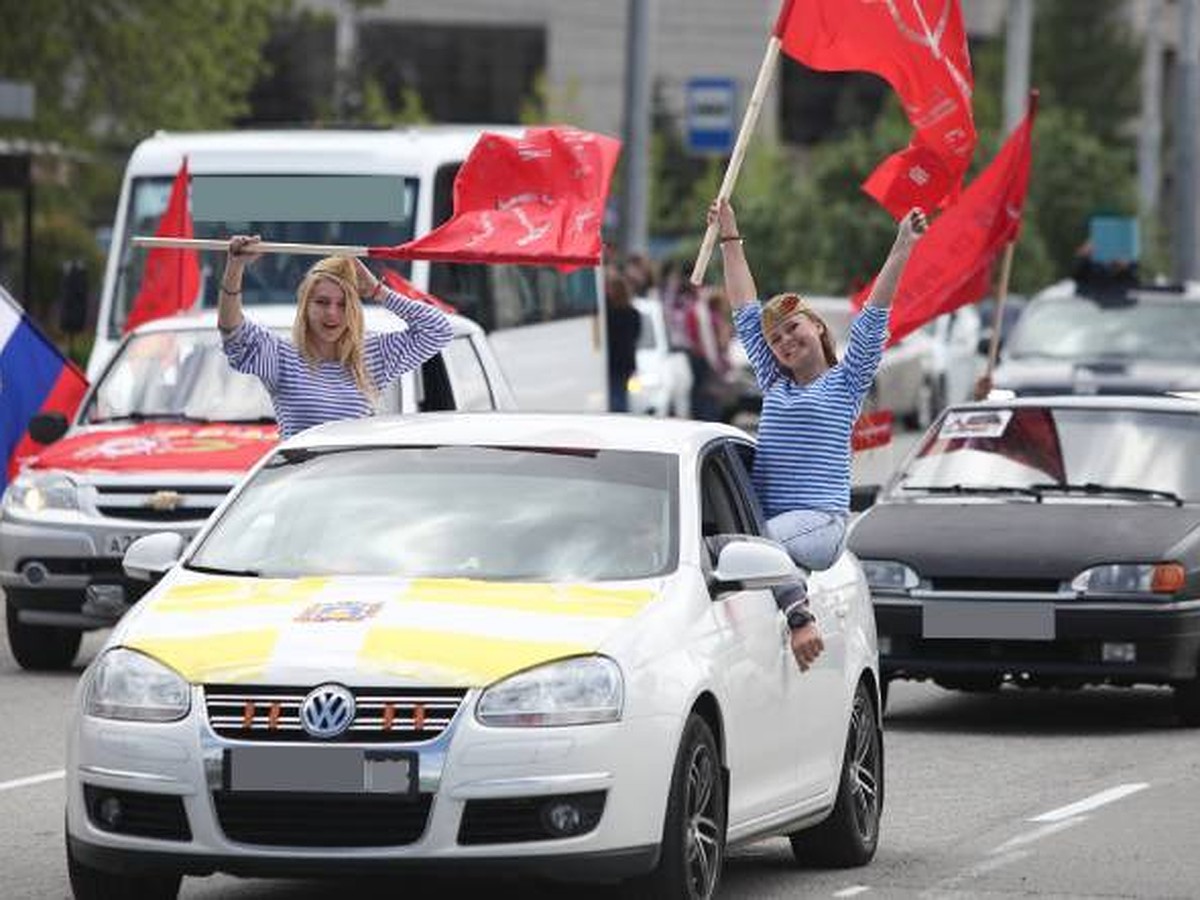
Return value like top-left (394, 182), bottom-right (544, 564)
top-left (700, 443), bottom-right (804, 821)
top-left (724, 441), bottom-right (846, 799)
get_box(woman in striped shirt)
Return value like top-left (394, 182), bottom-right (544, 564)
top-left (709, 199), bottom-right (926, 669)
top-left (217, 235), bottom-right (453, 439)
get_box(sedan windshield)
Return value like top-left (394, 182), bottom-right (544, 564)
top-left (898, 407), bottom-right (1200, 501)
top-left (1005, 295), bottom-right (1200, 362)
top-left (189, 446), bottom-right (679, 581)
top-left (83, 330), bottom-right (274, 424)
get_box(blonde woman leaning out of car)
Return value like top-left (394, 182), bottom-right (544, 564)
top-left (708, 199), bottom-right (926, 669)
top-left (217, 235), bottom-right (453, 439)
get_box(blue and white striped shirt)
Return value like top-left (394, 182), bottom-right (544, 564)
top-left (735, 302), bottom-right (888, 516)
top-left (222, 288), bottom-right (453, 439)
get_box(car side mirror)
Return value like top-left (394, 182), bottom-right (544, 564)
top-left (711, 538), bottom-right (797, 592)
top-left (28, 411), bottom-right (69, 445)
top-left (124, 533), bottom-right (185, 583)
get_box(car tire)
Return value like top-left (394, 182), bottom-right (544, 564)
top-left (789, 680), bottom-right (883, 868)
top-left (1173, 677), bottom-right (1200, 728)
top-left (624, 714), bottom-right (726, 899)
top-left (67, 840), bottom-right (181, 900)
top-left (6, 597), bottom-right (82, 671)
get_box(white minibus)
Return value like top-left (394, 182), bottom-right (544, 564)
top-left (89, 127), bottom-right (606, 411)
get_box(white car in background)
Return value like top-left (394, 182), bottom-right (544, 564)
top-left (66, 413), bottom-right (883, 899)
top-left (628, 297), bottom-right (693, 417)
top-left (920, 305), bottom-right (983, 412)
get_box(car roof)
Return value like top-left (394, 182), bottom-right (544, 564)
top-left (952, 394), bottom-right (1200, 414)
top-left (1034, 278), bottom-right (1200, 303)
top-left (281, 411), bottom-right (751, 456)
top-left (128, 304), bottom-right (483, 338)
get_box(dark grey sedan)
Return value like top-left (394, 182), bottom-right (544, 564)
top-left (849, 396), bottom-right (1200, 725)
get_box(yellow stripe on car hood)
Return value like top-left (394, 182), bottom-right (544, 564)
top-left (123, 574), bottom-right (657, 685)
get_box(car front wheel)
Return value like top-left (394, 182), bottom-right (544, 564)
top-left (67, 840), bottom-right (181, 900)
top-left (626, 713), bottom-right (726, 899)
top-left (789, 680), bottom-right (883, 868)
top-left (6, 596), bottom-right (82, 670)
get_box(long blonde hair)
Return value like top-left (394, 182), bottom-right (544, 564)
top-left (293, 256), bottom-right (375, 398)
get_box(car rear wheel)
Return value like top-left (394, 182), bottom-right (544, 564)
top-left (625, 714), bottom-right (726, 899)
top-left (67, 841), bottom-right (181, 900)
top-left (789, 680), bottom-right (883, 868)
top-left (6, 596), bottom-right (82, 670)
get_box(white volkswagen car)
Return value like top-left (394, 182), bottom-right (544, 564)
top-left (66, 414), bottom-right (883, 899)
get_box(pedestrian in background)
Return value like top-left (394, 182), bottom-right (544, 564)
top-left (218, 235), bottom-right (453, 438)
top-left (605, 271), bottom-right (642, 412)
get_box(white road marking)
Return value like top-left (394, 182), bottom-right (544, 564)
top-left (0, 769), bottom-right (65, 793)
top-left (1030, 782), bottom-right (1150, 823)
top-left (990, 817), bottom-right (1084, 855)
top-left (834, 887), bottom-right (871, 898)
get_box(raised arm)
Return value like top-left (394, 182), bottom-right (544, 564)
top-left (708, 199), bottom-right (757, 308)
top-left (218, 235), bottom-right (262, 333)
top-left (865, 208), bottom-right (927, 309)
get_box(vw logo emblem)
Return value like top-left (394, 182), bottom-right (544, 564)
top-left (299, 684), bottom-right (356, 739)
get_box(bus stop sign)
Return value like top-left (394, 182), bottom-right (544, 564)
top-left (686, 78), bottom-right (737, 156)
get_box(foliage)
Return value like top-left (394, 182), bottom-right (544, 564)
top-left (359, 78), bottom-right (431, 126)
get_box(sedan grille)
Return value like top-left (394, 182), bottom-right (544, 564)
top-left (213, 792), bottom-right (432, 847)
top-left (204, 685), bottom-right (468, 743)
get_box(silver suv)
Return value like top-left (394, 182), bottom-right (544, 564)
top-left (1, 305), bottom-right (514, 669)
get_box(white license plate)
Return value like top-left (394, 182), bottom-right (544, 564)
top-left (104, 533), bottom-right (138, 555)
top-left (225, 747), bottom-right (418, 795)
top-left (923, 601), bottom-right (1055, 641)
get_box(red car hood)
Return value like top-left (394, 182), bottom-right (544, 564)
top-left (28, 422), bottom-right (279, 474)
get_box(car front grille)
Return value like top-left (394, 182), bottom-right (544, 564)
top-left (212, 792), bottom-right (432, 847)
top-left (204, 685), bottom-right (468, 743)
top-left (92, 482), bottom-right (231, 523)
top-left (928, 576), bottom-right (1063, 594)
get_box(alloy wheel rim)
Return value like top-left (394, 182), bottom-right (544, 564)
top-left (684, 741), bottom-right (722, 898)
top-left (848, 691), bottom-right (881, 842)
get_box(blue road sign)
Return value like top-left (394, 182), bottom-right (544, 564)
top-left (686, 78), bottom-right (737, 156)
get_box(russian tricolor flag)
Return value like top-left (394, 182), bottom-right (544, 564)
top-left (0, 288), bottom-right (89, 492)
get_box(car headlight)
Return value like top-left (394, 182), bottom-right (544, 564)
top-left (1071, 562), bottom-right (1186, 597)
top-left (860, 559), bottom-right (921, 592)
top-left (85, 648), bottom-right (191, 722)
top-left (3, 471), bottom-right (80, 513)
top-left (476, 656), bottom-right (623, 727)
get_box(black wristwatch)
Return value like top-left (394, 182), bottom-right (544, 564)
top-left (785, 604), bottom-right (816, 630)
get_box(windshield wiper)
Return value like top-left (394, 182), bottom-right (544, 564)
top-left (900, 483), bottom-right (1042, 500)
top-left (185, 562), bottom-right (261, 577)
top-left (1029, 482), bottom-right (1184, 506)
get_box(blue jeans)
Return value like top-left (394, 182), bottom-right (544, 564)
top-left (765, 509), bottom-right (848, 611)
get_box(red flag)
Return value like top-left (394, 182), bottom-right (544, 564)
top-left (369, 127), bottom-right (621, 270)
top-left (854, 95), bottom-right (1037, 345)
top-left (124, 157), bottom-right (200, 333)
top-left (380, 268), bottom-right (458, 314)
top-left (774, 0), bottom-right (976, 219)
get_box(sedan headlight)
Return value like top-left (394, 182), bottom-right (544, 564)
top-left (3, 471), bottom-right (79, 513)
top-left (860, 559), bottom-right (921, 592)
top-left (476, 656), bottom-right (623, 727)
top-left (1071, 562), bottom-right (1186, 597)
top-left (85, 648), bottom-right (191, 722)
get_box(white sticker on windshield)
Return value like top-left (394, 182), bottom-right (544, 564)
top-left (938, 409), bottom-right (1013, 440)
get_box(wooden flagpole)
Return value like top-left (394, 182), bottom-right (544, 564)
top-left (688, 34), bottom-right (784, 286)
top-left (132, 236), bottom-right (370, 257)
top-left (984, 241), bottom-right (1017, 379)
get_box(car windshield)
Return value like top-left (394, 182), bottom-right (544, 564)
top-left (1005, 295), bottom-right (1200, 362)
top-left (110, 174), bottom-right (417, 339)
top-left (897, 407), bottom-right (1200, 501)
top-left (190, 445), bottom-right (679, 581)
top-left (82, 330), bottom-right (275, 424)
